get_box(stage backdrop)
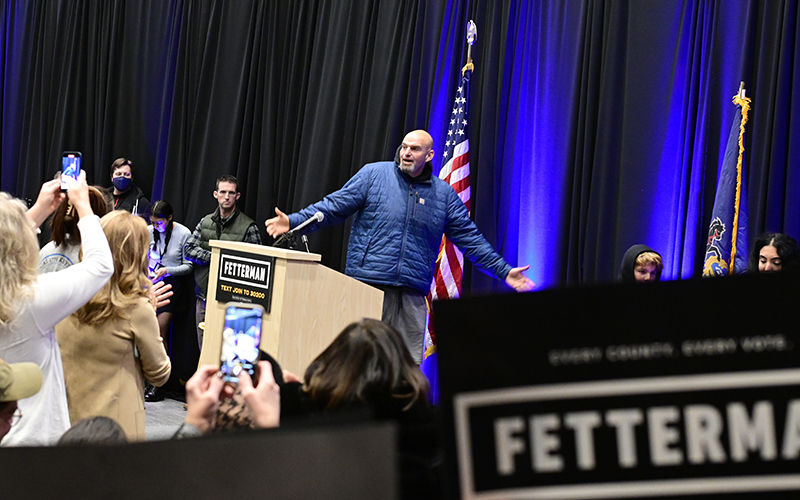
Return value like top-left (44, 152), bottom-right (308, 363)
top-left (0, 0), bottom-right (797, 291)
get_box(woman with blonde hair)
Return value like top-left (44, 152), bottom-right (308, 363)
top-left (58, 210), bottom-right (171, 441)
top-left (0, 174), bottom-right (114, 446)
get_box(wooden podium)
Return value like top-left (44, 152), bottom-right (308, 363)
top-left (199, 241), bottom-right (384, 375)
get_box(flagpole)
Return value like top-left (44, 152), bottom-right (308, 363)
top-left (463, 20), bottom-right (477, 75)
top-left (423, 20), bottom-right (478, 369)
top-left (702, 84), bottom-right (751, 277)
top-left (729, 82), bottom-right (751, 272)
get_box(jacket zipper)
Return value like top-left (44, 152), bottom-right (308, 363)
top-left (396, 184), bottom-right (415, 284)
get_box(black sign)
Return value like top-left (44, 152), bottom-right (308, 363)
top-left (0, 422), bottom-right (398, 500)
top-left (215, 248), bottom-right (275, 312)
top-left (436, 273), bottom-right (800, 499)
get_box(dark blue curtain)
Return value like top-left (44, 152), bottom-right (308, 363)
top-left (464, 0), bottom-right (800, 291)
top-left (1, 0), bottom-right (798, 291)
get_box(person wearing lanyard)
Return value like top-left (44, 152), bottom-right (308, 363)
top-left (146, 200), bottom-right (193, 402)
top-left (110, 158), bottom-right (150, 219)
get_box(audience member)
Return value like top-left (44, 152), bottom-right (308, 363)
top-left (748, 232), bottom-right (800, 273)
top-left (109, 157), bottom-right (150, 217)
top-left (281, 319), bottom-right (441, 499)
top-left (176, 361), bottom-right (280, 438)
top-left (0, 174), bottom-right (113, 446)
top-left (185, 175), bottom-right (262, 350)
top-left (39, 186), bottom-right (112, 273)
top-left (57, 416), bottom-right (128, 446)
top-left (0, 358), bottom-right (43, 444)
top-left (145, 200), bottom-right (194, 402)
top-left (36, 170), bottom-right (65, 248)
top-left (208, 351), bottom-right (286, 433)
top-left (57, 210), bottom-right (171, 442)
top-left (618, 244), bottom-right (663, 282)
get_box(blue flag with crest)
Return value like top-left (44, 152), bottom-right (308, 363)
top-left (703, 92), bottom-right (751, 276)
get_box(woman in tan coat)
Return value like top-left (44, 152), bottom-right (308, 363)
top-left (58, 210), bottom-right (171, 441)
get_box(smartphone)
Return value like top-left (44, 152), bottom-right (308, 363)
top-left (219, 303), bottom-right (264, 383)
top-left (61, 151), bottom-right (82, 191)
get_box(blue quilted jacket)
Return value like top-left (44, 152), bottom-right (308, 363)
top-left (288, 161), bottom-right (512, 293)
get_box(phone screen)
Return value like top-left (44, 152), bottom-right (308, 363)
top-left (219, 304), bottom-right (263, 383)
top-left (61, 152), bottom-right (81, 191)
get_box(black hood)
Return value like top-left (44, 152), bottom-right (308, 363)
top-left (618, 244), bottom-right (662, 282)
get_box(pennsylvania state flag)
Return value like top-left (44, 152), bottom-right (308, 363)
top-left (703, 92), bottom-right (752, 276)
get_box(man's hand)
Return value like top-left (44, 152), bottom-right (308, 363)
top-left (238, 361), bottom-right (280, 429)
top-left (149, 281), bottom-right (173, 311)
top-left (26, 178), bottom-right (66, 228)
top-left (184, 365), bottom-right (226, 434)
top-left (154, 267), bottom-right (169, 280)
top-left (506, 266), bottom-right (535, 292)
top-left (265, 207), bottom-right (290, 238)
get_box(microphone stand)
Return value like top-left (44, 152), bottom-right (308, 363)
top-left (272, 232), bottom-right (298, 250)
top-left (301, 235), bottom-right (310, 253)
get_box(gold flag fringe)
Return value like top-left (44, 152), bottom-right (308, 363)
top-left (729, 93), bottom-right (751, 272)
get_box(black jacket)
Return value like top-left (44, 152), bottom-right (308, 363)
top-left (111, 185), bottom-right (150, 218)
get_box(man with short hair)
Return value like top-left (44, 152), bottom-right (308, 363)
top-left (0, 358), bottom-right (43, 444)
top-left (266, 130), bottom-right (534, 363)
top-left (109, 158), bottom-right (150, 218)
top-left (185, 175), bottom-right (262, 349)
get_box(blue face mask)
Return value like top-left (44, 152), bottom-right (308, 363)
top-left (112, 176), bottom-right (132, 192)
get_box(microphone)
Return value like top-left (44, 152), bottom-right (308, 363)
top-left (288, 211), bottom-right (324, 235)
top-left (273, 212), bottom-right (324, 247)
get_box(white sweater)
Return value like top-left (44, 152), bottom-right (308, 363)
top-left (0, 215), bottom-right (113, 446)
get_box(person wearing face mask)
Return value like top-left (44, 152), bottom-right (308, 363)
top-left (109, 158), bottom-right (150, 218)
top-left (146, 200), bottom-right (193, 402)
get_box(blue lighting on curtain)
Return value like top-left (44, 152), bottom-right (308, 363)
top-left (0, 2), bottom-right (33, 192)
top-left (424, 0), bottom-right (764, 288)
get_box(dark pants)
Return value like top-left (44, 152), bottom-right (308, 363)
top-left (373, 285), bottom-right (427, 364)
top-left (196, 297), bottom-right (206, 351)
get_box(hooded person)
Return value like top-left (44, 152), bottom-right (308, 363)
top-left (618, 244), bottom-right (663, 283)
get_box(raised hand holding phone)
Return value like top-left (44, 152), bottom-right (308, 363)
top-left (184, 365), bottom-right (227, 434)
top-left (238, 361), bottom-right (280, 429)
top-left (219, 303), bottom-right (264, 383)
top-left (25, 178), bottom-right (65, 228)
top-left (65, 171), bottom-right (94, 220)
top-left (61, 151), bottom-right (81, 192)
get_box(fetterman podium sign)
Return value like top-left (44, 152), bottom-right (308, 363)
top-left (435, 273), bottom-right (800, 499)
top-left (215, 247), bottom-right (275, 312)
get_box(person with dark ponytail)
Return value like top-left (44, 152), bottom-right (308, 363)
top-left (146, 200), bottom-right (193, 402)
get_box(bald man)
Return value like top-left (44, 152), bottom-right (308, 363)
top-left (266, 130), bottom-right (533, 363)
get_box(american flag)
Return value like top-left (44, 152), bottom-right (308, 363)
top-left (424, 67), bottom-right (472, 356)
